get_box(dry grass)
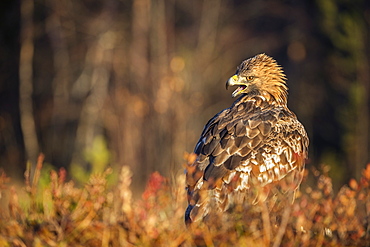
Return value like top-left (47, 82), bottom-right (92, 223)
top-left (1, 154), bottom-right (370, 246)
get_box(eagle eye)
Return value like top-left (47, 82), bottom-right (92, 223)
top-left (246, 76), bottom-right (254, 81)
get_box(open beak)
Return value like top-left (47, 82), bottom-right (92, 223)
top-left (226, 75), bottom-right (247, 97)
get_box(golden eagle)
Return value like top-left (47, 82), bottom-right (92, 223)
top-left (185, 54), bottom-right (309, 224)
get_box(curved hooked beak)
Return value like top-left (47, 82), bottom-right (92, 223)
top-left (226, 75), bottom-right (247, 97)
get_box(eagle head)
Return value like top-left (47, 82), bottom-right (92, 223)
top-left (226, 53), bottom-right (288, 103)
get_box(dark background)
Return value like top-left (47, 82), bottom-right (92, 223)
top-left (0, 0), bottom-right (369, 194)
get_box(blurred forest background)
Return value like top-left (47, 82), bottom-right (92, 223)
top-left (0, 0), bottom-right (369, 194)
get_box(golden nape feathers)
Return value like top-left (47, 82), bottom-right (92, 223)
top-left (185, 53), bottom-right (309, 224)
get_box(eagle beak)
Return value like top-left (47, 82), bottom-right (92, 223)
top-left (226, 75), bottom-right (239, 90)
top-left (226, 75), bottom-right (247, 97)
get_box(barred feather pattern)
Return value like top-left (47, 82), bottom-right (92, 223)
top-left (185, 54), bottom-right (309, 223)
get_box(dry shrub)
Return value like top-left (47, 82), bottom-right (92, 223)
top-left (0, 155), bottom-right (370, 246)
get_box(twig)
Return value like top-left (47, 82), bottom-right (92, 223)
top-left (272, 199), bottom-right (292, 247)
top-left (260, 200), bottom-right (271, 246)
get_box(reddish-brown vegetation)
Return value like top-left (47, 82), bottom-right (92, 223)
top-left (0, 155), bottom-right (370, 246)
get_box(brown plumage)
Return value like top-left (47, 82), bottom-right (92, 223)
top-left (185, 53), bottom-right (309, 224)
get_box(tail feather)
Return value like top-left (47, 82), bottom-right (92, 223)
top-left (185, 204), bottom-right (194, 226)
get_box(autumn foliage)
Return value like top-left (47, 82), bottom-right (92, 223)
top-left (0, 155), bottom-right (370, 246)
